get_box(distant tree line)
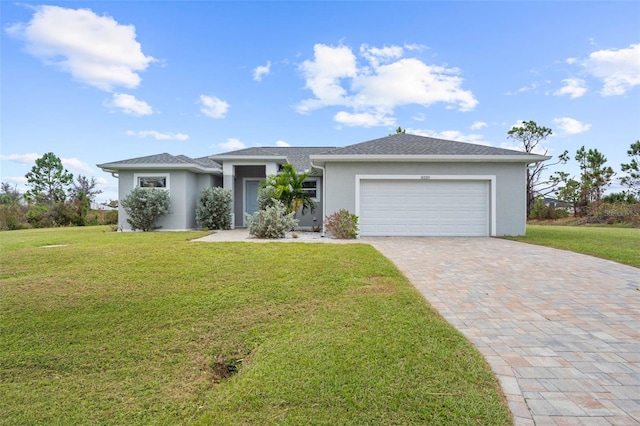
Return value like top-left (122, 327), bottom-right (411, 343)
top-left (508, 121), bottom-right (639, 224)
top-left (0, 152), bottom-right (117, 230)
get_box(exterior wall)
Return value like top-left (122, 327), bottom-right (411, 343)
top-left (118, 170), bottom-right (219, 231)
top-left (295, 176), bottom-right (323, 230)
top-left (323, 162), bottom-right (527, 236)
top-left (233, 165), bottom-right (266, 226)
top-left (229, 165), bottom-right (323, 229)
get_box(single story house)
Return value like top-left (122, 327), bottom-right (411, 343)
top-left (97, 133), bottom-right (549, 236)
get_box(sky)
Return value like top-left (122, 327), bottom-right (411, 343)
top-left (1, 1), bottom-right (639, 203)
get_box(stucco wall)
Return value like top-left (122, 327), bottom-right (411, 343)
top-left (323, 161), bottom-right (527, 236)
top-left (233, 165), bottom-right (266, 226)
top-left (118, 170), bottom-right (219, 231)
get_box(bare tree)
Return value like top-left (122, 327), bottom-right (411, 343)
top-left (507, 120), bottom-right (567, 216)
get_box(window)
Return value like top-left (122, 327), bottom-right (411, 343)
top-left (134, 173), bottom-right (170, 190)
top-left (302, 179), bottom-right (319, 201)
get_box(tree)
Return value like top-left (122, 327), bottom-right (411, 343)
top-left (261, 163), bottom-right (316, 215)
top-left (551, 172), bottom-right (582, 217)
top-left (24, 153), bottom-right (73, 206)
top-left (121, 188), bottom-right (171, 231)
top-left (71, 175), bottom-right (103, 202)
top-left (620, 140), bottom-right (640, 198)
top-left (0, 182), bottom-right (22, 204)
top-left (69, 175), bottom-right (103, 225)
top-left (575, 146), bottom-right (615, 204)
top-left (507, 121), bottom-right (567, 217)
top-left (551, 146), bottom-right (615, 217)
top-left (0, 182), bottom-right (27, 230)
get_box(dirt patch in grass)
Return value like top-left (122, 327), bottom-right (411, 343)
top-left (349, 276), bottom-right (398, 295)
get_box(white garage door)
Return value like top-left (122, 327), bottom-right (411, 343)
top-left (359, 179), bottom-right (489, 236)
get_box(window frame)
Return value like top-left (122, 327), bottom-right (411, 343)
top-left (134, 173), bottom-right (170, 190)
top-left (301, 178), bottom-right (320, 202)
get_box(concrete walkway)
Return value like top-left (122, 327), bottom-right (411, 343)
top-left (195, 231), bottom-right (640, 425)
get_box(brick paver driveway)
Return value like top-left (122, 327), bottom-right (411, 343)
top-left (367, 237), bottom-right (640, 426)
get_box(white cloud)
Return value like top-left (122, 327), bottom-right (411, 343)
top-left (0, 153), bottom-right (40, 164)
top-left (553, 117), bottom-right (591, 134)
top-left (200, 95), bottom-right (230, 119)
top-left (253, 61), bottom-right (271, 81)
top-left (106, 93), bottom-right (153, 116)
top-left (2, 176), bottom-right (28, 185)
top-left (1, 152), bottom-right (95, 174)
top-left (275, 140), bottom-right (290, 147)
top-left (360, 44), bottom-right (404, 67)
top-left (297, 43), bottom-right (477, 127)
top-left (582, 43), bottom-right (640, 96)
top-left (554, 78), bottom-right (587, 99)
top-left (566, 57), bottom-right (577, 65)
top-left (297, 44), bottom-right (358, 113)
top-left (126, 130), bottom-right (189, 141)
top-left (62, 157), bottom-right (94, 174)
top-left (334, 110), bottom-right (396, 127)
top-left (408, 128), bottom-right (489, 145)
top-left (470, 121), bottom-right (487, 130)
top-left (352, 58), bottom-right (478, 111)
top-left (218, 138), bottom-right (245, 150)
top-left (5, 5), bottom-right (155, 91)
top-left (412, 112), bottom-right (426, 121)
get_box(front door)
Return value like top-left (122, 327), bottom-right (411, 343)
top-left (244, 180), bottom-right (260, 226)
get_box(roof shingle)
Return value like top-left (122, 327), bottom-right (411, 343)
top-left (322, 133), bottom-right (533, 156)
top-left (209, 147), bottom-right (335, 173)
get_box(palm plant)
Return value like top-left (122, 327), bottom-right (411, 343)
top-left (261, 163), bottom-right (316, 215)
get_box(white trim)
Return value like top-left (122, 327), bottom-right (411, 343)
top-left (134, 172), bottom-right (170, 190)
top-left (355, 174), bottom-right (496, 237)
top-left (310, 154), bottom-right (550, 164)
top-left (242, 178), bottom-right (262, 226)
top-left (309, 161), bottom-right (326, 236)
top-left (101, 164), bottom-right (221, 174)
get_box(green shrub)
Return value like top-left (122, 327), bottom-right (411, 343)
top-left (246, 199), bottom-right (298, 239)
top-left (588, 201), bottom-right (640, 225)
top-left (325, 209), bottom-right (359, 239)
top-left (121, 188), bottom-right (171, 231)
top-left (195, 187), bottom-right (232, 230)
top-left (257, 185), bottom-right (278, 211)
top-left (0, 203), bottom-right (28, 230)
top-left (99, 210), bottom-right (118, 225)
top-left (530, 198), bottom-right (568, 220)
top-left (26, 203), bottom-right (55, 228)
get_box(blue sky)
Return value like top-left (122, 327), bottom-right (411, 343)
top-left (2, 1), bottom-right (639, 203)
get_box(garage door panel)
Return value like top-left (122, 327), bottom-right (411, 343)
top-left (359, 180), bottom-right (489, 236)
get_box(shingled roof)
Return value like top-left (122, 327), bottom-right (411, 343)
top-left (97, 153), bottom-right (222, 173)
top-left (323, 133), bottom-right (534, 156)
top-left (310, 133), bottom-right (549, 163)
top-left (209, 147), bottom-right (335, 174)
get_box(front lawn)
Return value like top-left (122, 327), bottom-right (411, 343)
top-left (505, 224), bottom-right (640, 268)
top-left (0, 227), bottom-right (510, 425)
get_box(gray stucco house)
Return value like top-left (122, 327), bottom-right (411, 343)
top-left (97, 133), bottom-right (549, 236)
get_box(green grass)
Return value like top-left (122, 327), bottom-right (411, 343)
top-left (0, 227), bottom-right (511, 425)
top-left (505, 224), bottom-right (640, 268)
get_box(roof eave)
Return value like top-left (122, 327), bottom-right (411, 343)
top-left (208, 155), bottom-right (288, 162)
top-left (96, 163), bottom-right (222, 174)
top-left (308, 154), bottom-right (551, 165)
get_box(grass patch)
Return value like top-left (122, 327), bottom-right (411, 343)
top-left (1, 227), bottom-right (511, 425)
top-left (505, 224), bottom-right (640, 268)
